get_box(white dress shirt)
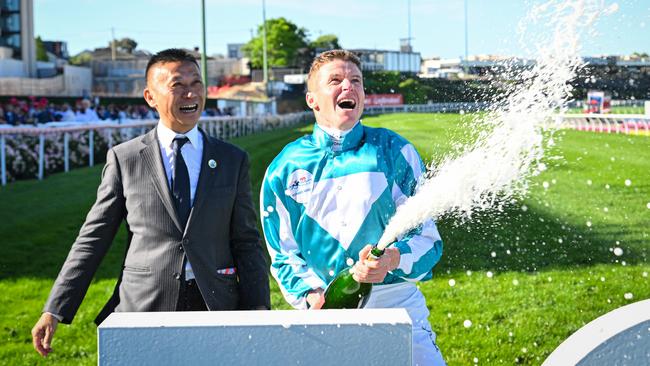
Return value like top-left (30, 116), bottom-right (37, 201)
top-left (318, 121), bottom-right (359, 151)
top-left (157, 121), bottom-right (203, 280)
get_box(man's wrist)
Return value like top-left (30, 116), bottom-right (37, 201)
top-left (45, 312), bottom-right (63, 322)
top-left (305, 288), bottom-right (324, 308)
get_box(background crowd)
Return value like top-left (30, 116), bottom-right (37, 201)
top-left (0, 96), bottom-right (228, 126)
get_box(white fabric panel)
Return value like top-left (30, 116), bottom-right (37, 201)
top-left (391, 182), bottom-right (408, 207)
top-left (400, 144), bottom-right (423, 180)
top-left (274, 195), bottom-right (299, 253)
top-left (269, 267), bottom-right (307, 309)
top-left (304, 172), bottom-right (388, 250)
top-left (266, 194), bottom-right (325, 308)
top-left (397, 220), bottom-right (440, 275)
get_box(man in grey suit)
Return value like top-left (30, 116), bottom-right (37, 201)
top-left (31, 49), bottom-right (270, 357)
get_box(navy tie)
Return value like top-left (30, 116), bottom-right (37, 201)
top-left (172, 136), bottom-right (191, 227)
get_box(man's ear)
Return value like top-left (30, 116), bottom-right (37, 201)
top-left (306, 92), bottom-right (318, 111)
top-left (143, 87), bottom-right (156, 109)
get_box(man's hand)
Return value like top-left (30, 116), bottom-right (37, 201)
top-left (352, 245), bottom-right (400, 283)
top-left (32, 313), bottom-right (58, 357)
top-left (306, 288), bottom-right (325, 310)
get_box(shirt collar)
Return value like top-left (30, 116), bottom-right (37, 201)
top-left (312, 120), bottom-right (363, 152)
top-left (156, 121), bottom-right (201, 150)
top-left (318, 122), bottom-right (358, 139)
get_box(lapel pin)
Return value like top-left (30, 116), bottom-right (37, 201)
top-left (208, 159), bottom-right (217, 169)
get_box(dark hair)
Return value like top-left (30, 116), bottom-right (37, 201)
top-left (145, 48), bottom-right (200, 81)
top-left (307, 49), bottom-right (362, 91)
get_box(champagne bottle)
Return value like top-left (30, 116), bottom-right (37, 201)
top-left (322, 245), bottom-right (385, 309)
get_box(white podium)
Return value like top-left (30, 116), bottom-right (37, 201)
top-left (543, 299), bottom-right (650, 365)
top-left (98, 309), bottom-right (412, 365)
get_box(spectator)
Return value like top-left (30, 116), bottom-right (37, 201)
top-left (117, 105), bottom-right (128, 121)
top-left (35, 104), bottom-right (55, 124)
top-left (106, 104), bottom-right (119, 120)
top-left (1, 99), bottom-right (180, 125)
top-left (56, 103), bottom-right (76, 122)
top-left (96, 105), bottom-right (110, 120)
top-left (15, 106), bottom-right (28, 125)
top-left (75, 99), bottom-right (100, 122)
top-left (5, 104), bottom-right (19, 125)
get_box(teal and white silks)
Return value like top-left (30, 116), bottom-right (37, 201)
top-left (260, 121), bottom-right (444, 309)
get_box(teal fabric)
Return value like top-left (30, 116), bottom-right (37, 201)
top-left (261, 121), bottom-right (443, 308)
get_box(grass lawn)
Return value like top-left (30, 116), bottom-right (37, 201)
top-left (1, 113), bottom-right (648, 365)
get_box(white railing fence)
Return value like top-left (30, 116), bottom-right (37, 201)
top-left (1, 101), bottom-right (647, 186)
top-left (556, 114), bottom-right (650, 135)
top-left (0, 112), bottom-right (311, 185)
top-left (364, 102), bottom-right (490, 115)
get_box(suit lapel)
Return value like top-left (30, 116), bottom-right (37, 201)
top-left (185, 129), bottom-right (219, 233)
top-left (140, 128), bottom-right (185, 233)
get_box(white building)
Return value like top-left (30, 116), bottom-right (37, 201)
top-left (0, 0), bottom-right (36, 77)
top-left (419, 57), bottom-right (464, 79)
top-left (0, 0), bottom-right (92, 96)
top-left (349, 49), bottom-right (421, 73)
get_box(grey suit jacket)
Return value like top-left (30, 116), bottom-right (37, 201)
top-left (44, 127), bottom-right (270, 325)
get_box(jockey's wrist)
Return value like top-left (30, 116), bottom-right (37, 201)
top-left (386, 247), bottom-right (401, 271)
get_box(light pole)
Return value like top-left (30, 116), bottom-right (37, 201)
top-left (262, 0), bottom-right (269, 84)
top-left (201, 0), bottom-right (208, 94)
top-left (464, 0), bottom-right (469, 60)
top-left (408, 0), bottom-right (412, 50)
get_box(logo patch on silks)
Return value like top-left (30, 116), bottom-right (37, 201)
top-left (284, 169), bottom-right (314, 204)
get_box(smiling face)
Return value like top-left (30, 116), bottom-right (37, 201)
top-left (306, 59), bottom-right (365, 131)
top-left (144, 60), bottom-right (204, 133)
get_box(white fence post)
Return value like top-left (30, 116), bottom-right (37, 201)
top-left (1, 135), bottom-right (6, 186)
top-left (107, 128), bottom-right (113, 149)
top-left (64, 132), bottom-right (70, 172)
top-left (3, 109), bottom-right (644, 186)
top-left (38, 134), bottom-right (45, 180)
top-left (89, 130), bottom-right (94, 167)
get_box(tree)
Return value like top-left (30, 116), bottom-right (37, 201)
top-left (363, 71), bottom-right (406, 94)
top-left (115, 38), bottom-right (138, 54)
top-left (35, 36), bottom-right (48, 61)
top-left (310, 34), bottom-right (341, 53)
top-left (69, 51), bottom-right (92, 66)
top-left (399, 78), bottom-right (431, 104)
top-left (242, 17), bottom-right (309, 69)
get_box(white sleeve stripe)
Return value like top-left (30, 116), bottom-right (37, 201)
top-left (391, 182), bottom-right (408, 207)
top-left (265, 189), bottom-right (326, 304)
top-left (397, 220), bottom-right (441, 274)
top-left (400, 144), bottom-right (423, 180)
top-left (259, 167), bottom-right (269, 224)
top-left (421, 220), bottom-right (442, 242)
top-left (269, 266), bottom-right (307, 309)
top-left (275, 195), bottom-right (299, 252)
top-left (401, 272), bottom-right (429, 283)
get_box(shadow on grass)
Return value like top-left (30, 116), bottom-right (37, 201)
top-left (435, 203), bottom-right (648, 275)
top-left (2, 188), bottom-right (644, 282)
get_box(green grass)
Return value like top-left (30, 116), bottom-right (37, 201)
top-left (1, 113), bottom-right (648, 365)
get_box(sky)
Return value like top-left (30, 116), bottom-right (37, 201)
top-left (34, 0), bottom-right (649, 59)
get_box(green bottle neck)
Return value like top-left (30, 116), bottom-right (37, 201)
top-left (368, 245), bottom-right (385, 260)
